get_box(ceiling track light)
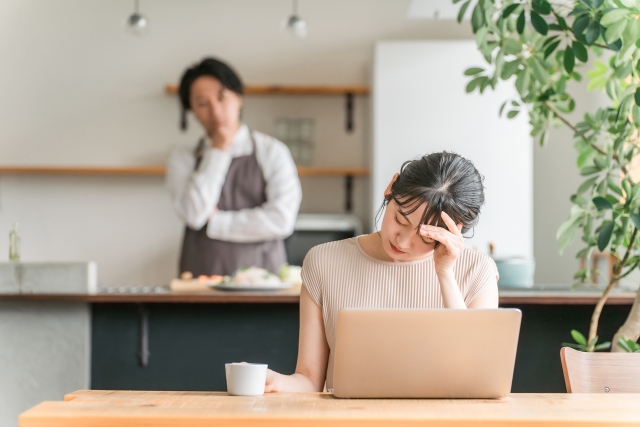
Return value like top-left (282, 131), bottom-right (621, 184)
top-left (125, 0), bottom-right (149, 35)
top-left (283, 0), bottom-right (308, 39)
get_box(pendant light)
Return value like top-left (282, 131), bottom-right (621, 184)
top-left (282, 0), bottom-right (308, 39)
top-left (125, 0), bottom-right (149, 35)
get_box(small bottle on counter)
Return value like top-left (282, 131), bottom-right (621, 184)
top-left (9, 223), bottom-right (20, 262)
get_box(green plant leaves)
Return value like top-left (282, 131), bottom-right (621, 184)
top-left (630, 214), bottom-right (640, 229)
top-left (572, 41), bottom-right (588, 62)
top-left (572, 330), bottom-right (587, 345)
top-left (471, 2), bottom-right (485, 33)
top-left (601, 8), bottom-right (629, 26)
top-left (465, 67), bottom-right (484, 76)
top-left (598, 220), bottom-right (615, 251)
top-left (634, 88), bottom-right (640, 106)
top-left (517, 10), bottom-right (525, 34)
top-left (557, 216), bottom-right (582, 254)
top-left (457, 0), bottom-right (471, 23)
top-left (503, 38), bottom-right (522, 55)
top-left (530, 11), bottom-right (549, 35)
top-left (532, 0), bottom-right (552, 15)
top-left (501, 61), bottom-right (520, 80)
top-left (577, 177), bottom-right (598, 195)
top-left (617, 336), bottom-right (640, 352)
top-left (573, 15), bottom-right (590, 35)
top-left (564, 47), bottom-right (575, 73)
top-left (502, 3), bottom-right (519, 18)
top-left (593, 196), bottom-right (613, 210)
top-left (605, 19), bottom-right (627, 44)
top-left (544, 40), bottom-right (561, 59)
top-left (585, 21), bottom-right (602, 45)
top-left (507, 110), bottom-right (520, 118)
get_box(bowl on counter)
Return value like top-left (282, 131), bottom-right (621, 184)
top-left (494, 257), bottom-right (535, 289)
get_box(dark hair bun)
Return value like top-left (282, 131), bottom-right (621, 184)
top-left (388, 152), bottom-right (485, 234)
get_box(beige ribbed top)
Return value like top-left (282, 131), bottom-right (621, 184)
top-left (301, 236), bottom-right (499, 390)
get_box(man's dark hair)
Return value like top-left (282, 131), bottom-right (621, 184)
top-left (178, 57), bottom-right (244, 130)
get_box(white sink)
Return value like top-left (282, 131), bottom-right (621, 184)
top-left (0, 262), bottom-right (97, 294)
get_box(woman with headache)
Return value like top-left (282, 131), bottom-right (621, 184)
top-left (266, 151), bottom-right (499, 392)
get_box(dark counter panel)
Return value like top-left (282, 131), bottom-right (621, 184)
top-left (91, 303), bottom-right (299, 391)
top-left (91, 302), bottom-right (632, 392)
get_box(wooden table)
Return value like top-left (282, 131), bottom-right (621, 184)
top-left (19, 390), bottom-right (640, 426)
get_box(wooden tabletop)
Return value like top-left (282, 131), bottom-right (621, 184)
top-left (0, 288), bottom-right (636, 305)
top-left (18, 390), bottom-right (640, 427)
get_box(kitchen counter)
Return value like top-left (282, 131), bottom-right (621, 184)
top-left (0, 284), bottom-right (636, 304)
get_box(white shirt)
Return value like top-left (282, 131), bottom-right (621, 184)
top-left (166, 124), bottom-right (302, 243)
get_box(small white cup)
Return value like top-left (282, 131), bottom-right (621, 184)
top-left (225, 363), bottom-right (268, 396)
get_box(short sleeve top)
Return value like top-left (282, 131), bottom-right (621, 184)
top-left (301, 236), bottom-right (499, 390)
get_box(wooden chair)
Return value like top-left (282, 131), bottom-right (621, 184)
top-left (560, 347), bottom-right (640, 393)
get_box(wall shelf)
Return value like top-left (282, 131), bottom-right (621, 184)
top-left (0, 165), bottom-right (368, 177)
top-left (164, 84), bottom-right (370, 96)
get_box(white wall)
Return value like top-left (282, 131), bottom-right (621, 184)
top-left (373, 41), bottom-right (533, 258)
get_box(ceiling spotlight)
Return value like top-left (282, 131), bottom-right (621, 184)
top-left (125, 0), bottom-right (148, 35)
top-left (283, 0), bottom-right (308, 39)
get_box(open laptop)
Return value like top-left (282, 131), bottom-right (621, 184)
top-left (332, 309), bottom-right (521, 399)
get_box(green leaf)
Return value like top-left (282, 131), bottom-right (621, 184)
top-left (544, 40), bottom-right (561, 59)
top-left (577, 177), bottom-right (598, 195)
top-left (573, 15), bottom-right (590, 35)
top-left (507, 110), bottom-right (520, 118)
top-left (564, 47), bottom-right (575, 74)
top-left (531, 58), bottom-right (549, 84)
top-left (471, 2), bottom-right (485, 33)
top-left (466, 77), bottom-right (481, 93)
top-left (593, 0), bottom-right (604, 7)
top-left (501, 60), bottom-right (520, 80)
top-left (502, 3), bottom-right (519, 18)
top-left (586, 21), bottom-right (601, 45)
top-left (605, 19), bottom-right (627, 44)
top-left (457, 0), bottom-right (471, 23)
top-left (558, 217), bottom-right (582, 254)
top-left (601, 8), bottom-right (629, 26)
top-left (571, 330), bottom-right (587, 346)
top-left (572, 41), bottom-right (588, 62)
top-left (593, 196), bottom-right (613, 210)
top-left (598, 220), bottom-right (615, 251)
top-left (517, 10), bottom-right (525, 34)
top-left (635, 88), bottom-right (640, 106)
top-left (630, 214), bottom-right (640, 229)
top-left (532, 0), bottom-right (552, 15)
top-left (503, 39), bottom-right (522, 55)
top-left (464, 67), bottom-right (484, 76)
top-left (594, 342), bottom-right (612, 351)
top-left (580, 166), bottom-right (600, 175)
top-left (530, 11), bottom-right (549, 35)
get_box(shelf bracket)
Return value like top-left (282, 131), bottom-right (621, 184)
top-left (345, 174), bottom-right (353, 212)
top-left (345, 92), bottom-right (354, 133)
top-left (137, 304), bottom-right (150, 367)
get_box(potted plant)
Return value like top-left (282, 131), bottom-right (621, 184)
top-left (453, 0), bottom-right (640, 354)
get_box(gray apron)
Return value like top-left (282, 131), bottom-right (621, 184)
top-left (179, 132), bottom-right (287, 276)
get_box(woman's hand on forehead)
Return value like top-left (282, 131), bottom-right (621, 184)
top-left (419, 212), bottom-right (464, 273)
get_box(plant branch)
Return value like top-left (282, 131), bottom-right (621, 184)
top-left (544, 101), bottom-right (607, 156)
top-left (588, 228), bottom-right (639, 348)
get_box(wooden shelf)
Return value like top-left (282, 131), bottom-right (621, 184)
top-left (164, 84), bottom-right (370, 96)
top-left (0, 166), bottom-right (165, 175)
top-left (0, 165), bottom-right (369, 177)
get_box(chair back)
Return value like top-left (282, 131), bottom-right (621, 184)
top-left (560, 347), bottom-right (640, 393)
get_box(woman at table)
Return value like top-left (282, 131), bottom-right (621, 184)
top-left (166, 58), bottom-right (301, 277)
top-left (265, 151), bottom-right (499, 392)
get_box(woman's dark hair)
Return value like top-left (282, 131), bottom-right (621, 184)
top-left (178, 57), bottom-right (244, 131)
top-left (379, 152), bottom-right (485, 235)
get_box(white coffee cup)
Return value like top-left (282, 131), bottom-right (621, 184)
top-left (225, 363), bottom-right (268, 396)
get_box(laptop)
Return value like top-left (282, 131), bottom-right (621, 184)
top-left (332, 308), bottom-right (521, 399)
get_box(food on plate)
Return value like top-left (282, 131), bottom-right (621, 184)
top-left (279, 263), bottom-right (302, 286)
top-left (226, 267), bottom-right (283, 286)
top-left (198, 275), bottom-right (224, 284)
